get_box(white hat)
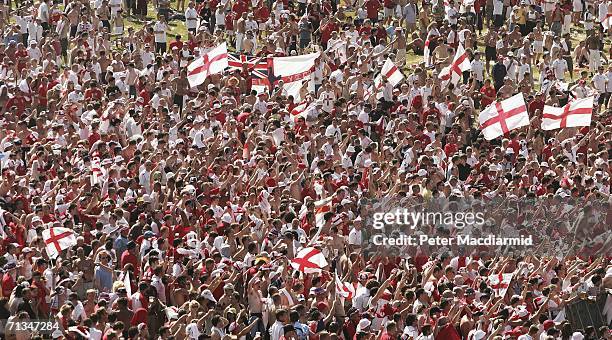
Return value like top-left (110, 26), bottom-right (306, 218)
top-left (356, 319), bottom-right (371, 332)
top-left (571, 332), bottom-right (585, 340)
top-left (346, 145), bottom-right (356, 153)
top-left (471, 330), bottom-right (486, 340)
top-left (540, 161), bottom-right (549, 167)
top-left (417, 169), bottom-right (428, 177)
top-left (200, 289), bottom-right (217, 303)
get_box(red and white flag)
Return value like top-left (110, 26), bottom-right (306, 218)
top-left (273, 52), bottom-right (320, 101)
top-left (488, 273), bottom-right (513, 297)
top-left (291, 101), bottom-right (314, 121)
top-left (439, 44), bottom-right (471, 86)
top-left (123, 271), bottom-right (132, 297)
top-left (335, 272), bottom-right (355, 299)
top-left (541, 96), bottom-right (594, 130)
top-left (291, 247), bottom-right (328, 273)
top-left (42, 227), bottom-right (77, 258)
top-left (602, 13), bottom-right (612, 31)
top-left (187, 43), bottom-right (229, 87)
top-left (365, 58), bottom-right (404, 100)
top-left (424, 37), bottom-right (433, 67)
top-left (91, 157), bottom-right (102, 186)
top-left (479, 93), bottom-right (529, 140)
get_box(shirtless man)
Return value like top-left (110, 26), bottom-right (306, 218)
top-left (74, 247), bottom-right (95, 293)
top-left (235, 13), bottom-right (247, 53)
top-left (392, 27), bottom-right (407, 66)
top-left (170, 276), bottom-right (190, 307)
top-left (247, 273), bottom-right (268, 336)
top-left (216, 283), bottom-right (235, 310)
top-left (432, 41), bottom-right (451, 70)
top-left (66, 2), bottom-right (81, 38)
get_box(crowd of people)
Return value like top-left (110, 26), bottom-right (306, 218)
top-left (0, 0), bottom-right (611, 338)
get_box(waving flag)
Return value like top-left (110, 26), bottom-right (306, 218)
top-left (603, 13), bottom-right (612, 31)
top-left (43, 227), bottom-right (77, 258)
top-left (291, 247), bottom-right (328, 273)
top-left (291, 101), bottom-right (314, 121)
top-left (227, 54), bottom-right (270, 93)
top-left (365, 58), bottom-right (404, 100)
top-left (335, 272), bottom-right (355, 299)
top-left (187, 43), bottom-right (229, 87)
top-left (439, 44), bottom-right (471, 86)
top-left (273, 52), bottom-right (320, 100)
top-left (488, 273), bottom-right (514, 297)
top-left (479, 93), bottom-right (529, 140)
top-left (541, 96), bottom-right (594, 130)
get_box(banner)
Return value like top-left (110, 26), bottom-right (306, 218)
top-left (273, 52), bottom-right (320, 100)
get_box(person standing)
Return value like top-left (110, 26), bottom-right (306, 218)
top-left (37, 0), bottom-right (50, 33)
top-left (153, 15), bottom-right (168, 54)
top-left (185, 1), bottom-right (198, 35)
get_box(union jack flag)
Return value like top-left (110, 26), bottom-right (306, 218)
top-left (227, 54), bottom-right (273, 92)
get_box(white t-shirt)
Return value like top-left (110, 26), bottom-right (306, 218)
top-left (592, 73), bottom-right (607, 93)
top-left (153, 21), bottom-right (168, 43)
top-left (215, 9), bottom-right (226, 26)
top-left (471, 60), bottom-right (485, 82)
top-left (38, 2), bottom-right (49, 22)
top-left (551, 58), bottom-right (568, 80)
top-left (185, 8), bottom-right (198, 29)
top-left (493, 0), bottom-right (503, 15)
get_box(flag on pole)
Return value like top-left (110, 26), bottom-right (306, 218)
top-left (42, 227), bottom-right (77, 258)
top-left (335, 272), bottom-right (355, 299)
top-left (541, 96), bottom-right (594, 130)
top-left (187, 43), bottom-right (229, 87)
top-left (479, 93), bottom-right (529, 140)
top-left (439, 44), bottom-right (471, 86)
top-left (488, 273), bottom-right (514, 297)
top-left (290, 247), bottom-right (328, 273)
top-left (273, 52), bottom-right (320, 101)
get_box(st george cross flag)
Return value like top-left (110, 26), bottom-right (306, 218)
top-left (366, 58), bottom-right (404, 99)
top-left (335, 272), bottom-right (355, 299)
top-left (273, 52), bottom-right (320, 101)
top-left (479, 93), bottom-right (529, 140)
top-left (439, 44), bottom-right (471, 86)
top-left (42, 227), bottom-right (77, 258)
top-left (488, 273), bottom-right (513, 297)
top-left (291, 247), bottom-right (328, 273)
top-left (541, 96), bottom-right (594, 130)
top-left (187, 43), bottom-right (229, 87)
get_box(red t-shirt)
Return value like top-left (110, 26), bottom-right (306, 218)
top-left (5, 96), bottom-right (27, 115)
top-left (169, 40), bottom-right (184, 51)
top-left (85, 87), bottom-right (103, 101)
top-left (364, 0), bottom-right (381, 19)
top-left (480, 86), bottom-right (496, 107)
top-left (120, 250), bottom-right (139, 275)
top-left (38, 84), bottom-right (49, 107)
